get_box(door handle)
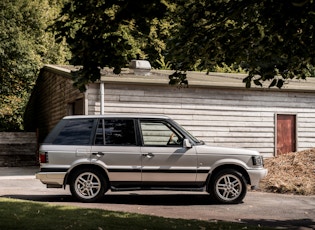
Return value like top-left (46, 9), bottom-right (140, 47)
top-left (92, 152), bottom-right (105, 157)
top-left (142, 152), bottom-right (154, 159)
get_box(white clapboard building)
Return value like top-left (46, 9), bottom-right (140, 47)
top-left (25, 61), bottom-right (315, 157)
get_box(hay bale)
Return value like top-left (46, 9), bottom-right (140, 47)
top-left (260, 149), bottom-right (315, 195)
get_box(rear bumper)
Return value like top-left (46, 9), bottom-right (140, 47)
top-left (248, 168), bottom-right (268, 187)
top-left (35, 172), bottom-right (66, 186)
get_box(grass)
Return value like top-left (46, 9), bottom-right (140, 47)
top-left (0, 198), bottom-right (270, 230)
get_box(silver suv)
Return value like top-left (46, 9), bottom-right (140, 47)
top-left (36, 114), bottom-right (267, 204)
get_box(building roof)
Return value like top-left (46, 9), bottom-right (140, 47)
top-left (44, 64), bottom-right (315, 93)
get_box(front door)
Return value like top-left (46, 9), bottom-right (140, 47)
top-left (139, 120), bottom-right (197, 186)
top-left (276, 114), bottom-right (296, 155)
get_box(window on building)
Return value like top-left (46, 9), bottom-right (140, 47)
top-left (68, 98), bottom-right (84, 115)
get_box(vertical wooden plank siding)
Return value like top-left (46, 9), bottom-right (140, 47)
top-left (87, 83), bottom-right (315, 157)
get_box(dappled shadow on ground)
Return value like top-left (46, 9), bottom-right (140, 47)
top-left (2, 194), bottom-right (314, 229)
top-left (241, 218), bottom-right (315, 230)
top-left (1, 194), bottom-right (73, 203)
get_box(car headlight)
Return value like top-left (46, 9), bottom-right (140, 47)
top-left (252, 155), bottom-right (264, 166)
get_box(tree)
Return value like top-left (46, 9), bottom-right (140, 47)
top-left (167, 0), bottom-right (315, 88)
top-left (54, 0), bottom-right (315, 89)
top-left (0, 0), bottom-right (69, 131)
top-left (53, 0), bottom-right (168, 91)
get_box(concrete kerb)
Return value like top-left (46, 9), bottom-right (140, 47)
top-left (0, 166), bottom-right (39, 180)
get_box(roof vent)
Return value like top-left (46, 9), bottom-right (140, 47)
top-left (129, 60), bottom-right (151, 76)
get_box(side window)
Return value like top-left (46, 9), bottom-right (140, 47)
top-left (53, 119), bottom-right (94, 145)
top-left (95, 119), bottom-right (136, 145)
top-left (140, 120), bottom-right (183, 146)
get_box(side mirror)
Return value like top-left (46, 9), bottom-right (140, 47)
top-left (183, 139), bottom-right (192, 148)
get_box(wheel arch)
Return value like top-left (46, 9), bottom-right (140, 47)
top-left (206, 164), bottom-right (251, 191)
top-left (64, 164), bottom-right (110, 187)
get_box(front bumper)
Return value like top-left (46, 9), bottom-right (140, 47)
top-left (247, 168), bottom-right (268, 187)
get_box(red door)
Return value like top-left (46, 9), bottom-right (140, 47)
top-left (277, 114), bottom-right (296, 155)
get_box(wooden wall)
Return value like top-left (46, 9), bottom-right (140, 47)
top-left (0, 132), bottom-right (37, 166)
top-left (24, 67), bottom-right (84, 142)
top-left (87, 83), bottom-right (315, 157)
top-left (25, 66), bottom-right (315, 157)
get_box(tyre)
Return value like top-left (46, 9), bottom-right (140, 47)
top-left (209, 169), bottom-right (247, 204)
top-left (69, 168), bottom-right (107, 202)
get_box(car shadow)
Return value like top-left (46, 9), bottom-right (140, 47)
top-left (101, 193), bottom-right (218, 205)
top-left (1, 193), bottom-right (233, 206)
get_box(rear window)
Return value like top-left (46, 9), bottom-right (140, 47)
top-left (52, 119), bottom-right (95, 145)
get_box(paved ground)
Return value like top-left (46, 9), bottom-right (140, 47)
top-left (0, 167), bottom-right (314, 229)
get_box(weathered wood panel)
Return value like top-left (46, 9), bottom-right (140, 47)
top-left (0, 132), bottom-right (37, 166)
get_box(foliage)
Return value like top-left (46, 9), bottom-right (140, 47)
top-left (54, 0), bottom-right (315, 89)
top-left (2, 0), bottom-right (315, 130)
top-left (0, 198), bottom-right (269, 230)
top-left (53, 0), bottom-right (169, 91)
top-left (167, 0), bottom-right (315, 88)
top-left (169, 71), bottom-right (188, 87)
top-left (0, 0), bottom-right (69, 131)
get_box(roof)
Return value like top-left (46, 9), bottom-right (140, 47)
top-left (43, 64), bottom-right (315, 93)
top-left (63, 114), bottom-right (171, 119)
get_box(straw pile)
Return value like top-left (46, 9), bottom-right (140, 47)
top-left (259, 148), bottom-right (315, 195)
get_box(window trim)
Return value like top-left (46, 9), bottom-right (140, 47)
top-left (93, 118), bottom-right (138, 146)
top-left (138, 119), bottom-right (184, 147)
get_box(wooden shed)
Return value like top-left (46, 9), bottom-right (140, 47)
top-left (24, 64), bottom-right (315, 157)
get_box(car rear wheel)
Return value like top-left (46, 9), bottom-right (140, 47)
top-left (70, 168), bottom-right (107, 202)
top-left (209, 169), bottom-right (247, 204)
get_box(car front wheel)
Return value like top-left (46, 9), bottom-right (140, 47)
top-left (70, 168), bottom-right (107, 202)
top-left (209, 169), bottom-right (247, 204)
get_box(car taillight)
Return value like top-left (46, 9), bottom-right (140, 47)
top-left (39, 152), bottom-right (48, 163)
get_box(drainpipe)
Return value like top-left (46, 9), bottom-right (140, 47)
top-left (84, 89), bottom-right (89, 115)
top-left (100, 82), bottom-right (105, 115)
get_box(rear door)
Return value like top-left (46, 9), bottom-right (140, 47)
top-left (139, 119), bottom-right (197, 186)
top-left (91, 119), bottom-right (141, 185)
